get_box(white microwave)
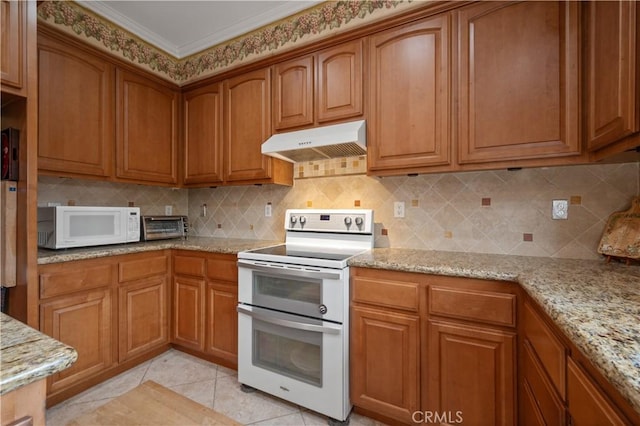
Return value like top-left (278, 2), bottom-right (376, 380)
top-left (37, 206), bottom-right (141, 249)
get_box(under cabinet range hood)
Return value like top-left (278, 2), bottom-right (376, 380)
top-left (261, 120), bottom-right (366, 163)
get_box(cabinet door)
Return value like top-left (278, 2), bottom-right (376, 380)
top-left (586, 1), bottom-right (638, 151)
top-left (116, 69), bottom-right (178, 184)
top-left (273, 56), bottom-right (314, 130)
top-left (427, 320), bottom-right (516, 426)
top-left (351, 305), bottom-right (420, 423)
top-left (183, 82), bottom-right (224, 185)
top-left (317, 39), bottom-right (364, 123)
top-left (205, 282), bottom-right (238, 363)
top-left (118, 275), bottom-right (168, 362)
top-left (172, 275), bottom-right (205, 351)
top-left (368, 15), bottom-right (451, 173)
top-left (40, 289), bottom-right (113, 393)
top-left (567, 358), bottom-right (628, 426)
top-left (224, 68), bottom-right (273, 182)
top-left (38, 34), bottom-right (114, 177)
top-left (457, 1), bottom-right (580, 164)
top-left (1, 0), bottom-right (26, 92)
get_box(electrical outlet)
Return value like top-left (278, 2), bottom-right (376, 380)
top-left (165, 205), bottom-right (173, 215)
top-left (394, 201), bottom-right (405, 218)
top-left (552, 199), bottom-right (568, 220)
top-left (265, 203), bottom-right (272, 217)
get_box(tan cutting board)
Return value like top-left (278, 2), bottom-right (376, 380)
top-left (598, 196), bottom-right (640, 260)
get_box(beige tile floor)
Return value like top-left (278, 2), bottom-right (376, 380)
top-left (46, 349), bottom-right (388, 426)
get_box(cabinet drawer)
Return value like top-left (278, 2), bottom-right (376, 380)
top-left (522, 341), bottom-right (566, 425)
top-left (174, 255), bottom-right (205, 277)
top-left (206, 257), bottom-right (237, 283)
top-left (352, 276), bottom-right (419, 312)
top-left (429, 286), bottom-right (516, 327)
top-left (523, 301), bottom-right (567, 399)
top-left (40, 264), bottom-right (113, 299)
top-left (119, 255), bottom-right (168, 282)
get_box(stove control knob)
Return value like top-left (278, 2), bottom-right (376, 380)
top-left (344, 217), bottom-right (352, 226)
top-left (290, 216), bottom-right (297, 225)
top-left (355, 217), bottom-right (364, 226)
top-left (319, 304), bottom-right (328, 315)
top-left (299, 216), bottom-right (307, 225)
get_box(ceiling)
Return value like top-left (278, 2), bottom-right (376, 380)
top-left (79, 1), bottom-right (323, 59)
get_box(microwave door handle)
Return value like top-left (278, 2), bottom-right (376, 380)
top-left (237, 305), bottom-right (341, 335)
top-left (237, 259), bottom-right (341, 281)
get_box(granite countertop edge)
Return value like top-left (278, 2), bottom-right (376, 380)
top-left (0, 312), bottom-right (78, 395)
top-left (348, 248), bottom-right (640, 417)
top-left (37, 237), bottom-right (282, 264)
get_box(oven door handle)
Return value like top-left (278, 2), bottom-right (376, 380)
top-left (237, 259), bottom-right (342, 280)
top-left (237, 305), bottom-right (341, 335)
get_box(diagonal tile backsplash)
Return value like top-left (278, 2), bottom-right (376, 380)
top-left (39, 162), bottom-right (640, 260)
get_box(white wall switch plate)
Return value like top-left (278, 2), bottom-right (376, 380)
top-left (552, 199), bottom-right (568, 220)
top-left (165, 205), bottom-right (173, 215)
top-left (265, 203), bottom-right (272, 217)
top-left (394, 201), bottom-right (405, 218)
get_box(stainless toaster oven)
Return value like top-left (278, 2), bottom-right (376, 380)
top-left (141, 215), bottom-right (188, 241)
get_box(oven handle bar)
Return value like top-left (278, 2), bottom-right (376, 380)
top-left (237, 259), bottom-right (342, 280)
top-left (237, 305), bottom-right (341, 335)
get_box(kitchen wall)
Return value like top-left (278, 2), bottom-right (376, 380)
top-left (39, 162), bottom-right (640, 260)
top-left (38, 176), bottom-right (188, 216)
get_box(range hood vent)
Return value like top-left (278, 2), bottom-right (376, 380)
top-left (261, 120), bottom-right (366, 163)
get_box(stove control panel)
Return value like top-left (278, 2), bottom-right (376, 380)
top-left (285, 209), bottom-right (373, 234)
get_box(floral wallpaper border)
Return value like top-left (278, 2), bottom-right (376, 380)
top-left (38, 0), bottom-right (412, 85)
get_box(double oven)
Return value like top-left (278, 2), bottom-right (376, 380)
top-left (237, 209), bottom-right (374, 424)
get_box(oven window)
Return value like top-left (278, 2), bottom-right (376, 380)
top-left (252, 318), bottom-right (322, 387)
top-left (253, 273), bottom-right (321, 305)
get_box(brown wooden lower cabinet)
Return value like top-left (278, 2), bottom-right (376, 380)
top-left (172, 251), bottom-right (239, 367)
top-left (118, 275), bottom-right (168, 362)
top-left (521, 297), bottom-right (639, 426)
top-left (426, 320), bottom-right (516, 426)
top-left (350, 268), bottom-right (518, 425)
top-left (205, 282), bottom-right (237, 363)
top-left (350, 305), bottom-right (420, 423)
top-left (38, 252), bottom-right (170, 403)
top-left (567, 358), bottom-right (629, 426)
top-left (172, 275), bottom-right (205, 351)
top-left (40, 287), bottom-right (114, 394)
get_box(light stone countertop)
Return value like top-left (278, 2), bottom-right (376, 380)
top-left (348, 248), bottom-right (640, 417)
top-left (37, 236), bottom-right (281, 264)
top-left (0, 312), bottom-right (78, 395)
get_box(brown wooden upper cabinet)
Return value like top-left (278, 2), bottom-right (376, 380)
top-left (116, 69), bottom-right (179, 185)
top-left (1, 0), bottom-right (26, 95)
top-left (456, 1), bottom-right (581, 164)
top-left (38, 33), bottom-right (115, 178)
top-left (272, 39), bottom-right (364, 131)
top-left (585, 1), bottom-right (639, 152)
top-left (183, 82), bottom-right (224, 185)
top-left (367, 15), bottom-right (452, 175)
top-left (224, 67), bottom-right (292, 185)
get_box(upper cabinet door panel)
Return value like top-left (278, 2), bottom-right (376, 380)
top-left (457, 1), bottom-right (580, 163)
top-left (224, 68), bottom-right (272, 182)
top-left (1, 0), bottom-right (25, 92)
top-left (38, 35), bottom-right (115, 177)
top-left (368, 15), bottom-right (451, 171)
top-left (116, 69), bottom-right (178, 184)
top-left (317, 40), bottom-right (364, 123)
top-left (273, 56), bottom-right (314, 130)
top-left (586, 1), bottom-right (638, 151)
top-left (183, 83), bottom-right (224, 185)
